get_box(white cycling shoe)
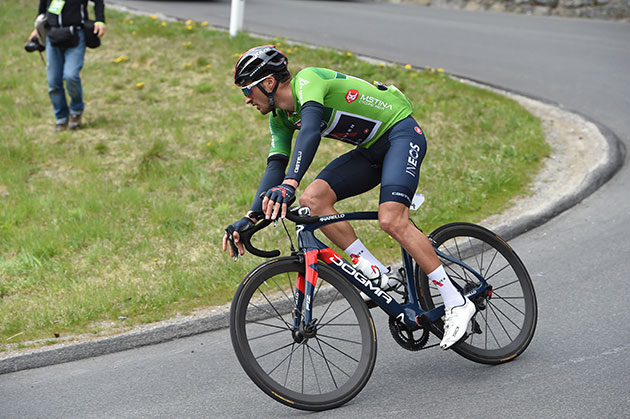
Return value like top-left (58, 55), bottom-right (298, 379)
top-left (359, 272), bottom-right (399, 302)
top-left (440, 297), bottom-right (476, 350)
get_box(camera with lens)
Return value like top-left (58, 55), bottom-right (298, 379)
top-left (25, 35), bottom-right (45, 53)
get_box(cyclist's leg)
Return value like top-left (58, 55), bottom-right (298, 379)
top-left (301, 148), bottom-right (380, 250)
top-left (378, 116), bottom-right (468, 302)
top-left (376, 117), bottom-right (439, 273)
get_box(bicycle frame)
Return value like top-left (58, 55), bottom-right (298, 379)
top-left (292, 211), bottom-right (489, 332)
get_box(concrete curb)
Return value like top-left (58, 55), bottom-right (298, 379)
top-left (0, 311), bottom-right (230, 375)
top-left (455, 76), bottom-right (626, 242)
top-left (494, 117), bottom-right (625, 242)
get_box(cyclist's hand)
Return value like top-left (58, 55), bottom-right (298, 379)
top-left (262, 183), bottom-right (295, 220)
top-left (223, 217), bottom-right (254, 259)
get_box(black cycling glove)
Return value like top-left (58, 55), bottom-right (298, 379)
top-left (225, 217), bottom-right (254, 237)
top-left (225, 217), bottom-right (255, 260)
top-left (264, 184), bottom-right (296, 206)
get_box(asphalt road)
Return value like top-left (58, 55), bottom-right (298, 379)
top-left (1, 1), bottom-right (629, 418)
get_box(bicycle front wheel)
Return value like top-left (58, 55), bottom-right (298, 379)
top-left (417, 223), bottom-right (537, 365)
top-left (230, 257), bottom-right (377, 411)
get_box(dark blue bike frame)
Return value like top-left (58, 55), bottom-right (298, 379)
top-left (293, 211), bottom-right (489, 332)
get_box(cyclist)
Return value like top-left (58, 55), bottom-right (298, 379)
top-left (222, 45), bottom-right (475, 349)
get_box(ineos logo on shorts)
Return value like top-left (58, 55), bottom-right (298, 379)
top-left (346, 89), bottom-right (359, 103)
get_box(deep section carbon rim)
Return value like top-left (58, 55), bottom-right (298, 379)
top-left (418, 223), bottom-right (537, 364)
top-left (230, 258), bottom-right (377, 410)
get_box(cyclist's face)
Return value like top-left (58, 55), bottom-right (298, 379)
top-left (245, 78), bottom-right (273, 115)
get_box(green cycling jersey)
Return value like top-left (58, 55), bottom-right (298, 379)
top-left (268, 67), bottom-right (413, 160)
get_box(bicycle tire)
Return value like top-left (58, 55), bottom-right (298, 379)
top-left (417, 223), bottom-right (537, 365)
top-left (230, 256), bottom-right (377, 411)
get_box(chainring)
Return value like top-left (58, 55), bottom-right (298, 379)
top-left (388, 316), bottom-right (430, 351)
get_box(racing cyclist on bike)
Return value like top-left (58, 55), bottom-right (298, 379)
top-left (222, 45), bottom-right (475, 349)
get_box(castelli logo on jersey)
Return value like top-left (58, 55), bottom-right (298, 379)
top-left (346, 89), bottom-right (359, 103)
top-left (415, 126), bottom-right (423, 135)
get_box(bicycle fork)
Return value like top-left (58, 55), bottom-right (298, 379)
top-left (292, 250), bottom-right (319, 343)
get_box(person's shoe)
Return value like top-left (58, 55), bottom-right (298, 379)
top-left (351, 255), bottom-right (397, 305)
top-left (53, 122), bottom-right (68, 133)
top-left (440, 297), bottom-right (476, 350)
top-left (69, 114), bottom-right (82, 130)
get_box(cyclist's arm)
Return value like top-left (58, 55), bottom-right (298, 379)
top-left (284, 101), bottom-right (324, 185)
top-left (248, 155), bottom-right (289, 216)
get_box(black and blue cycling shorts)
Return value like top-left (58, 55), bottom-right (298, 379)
top-left (316, 115), bottom-right (426, 207)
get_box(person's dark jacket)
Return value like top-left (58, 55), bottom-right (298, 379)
top-left (38, 0), bottom-right (105, 27)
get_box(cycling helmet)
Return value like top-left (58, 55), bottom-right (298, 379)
top-left (234, 45), bottom-right (289, 86)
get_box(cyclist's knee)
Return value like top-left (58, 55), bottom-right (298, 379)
top-left (378, 202), bottom-right (410, 240)
top-left (300, 180), bottom-right (336, 214)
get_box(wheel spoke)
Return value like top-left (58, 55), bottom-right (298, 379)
top-left (490, 290), bottom-right (527, 317)
top-left (306, 341), bottom-right (353, 379)
top-left (486, 302), bottom-right (513, 344)
top-left (314, 336), bottom-right (339, 389)
top-left (316, 303), bottom-right (352, 330)
top-left (252, 289), bottom-right (293, 329)
top-left (316, 336), bottom-right (361, 363)
top-left (247, 325), bottom-right (291, 341)
top-left (316, 332), bottom-right (363, 346)
top-left (487, 299), bottom-right (523, 330)
top-left (306, 343), bottom-right (322, 394)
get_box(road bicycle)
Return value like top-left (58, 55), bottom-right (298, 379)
top-left (228, 205), bottom-right (537, 411)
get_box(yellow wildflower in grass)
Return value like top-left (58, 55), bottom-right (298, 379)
top-left (438, 68), bottom-right (445, 73)
top-left (129, 20), bottom-right (134, 25)
top-left (232, 53), bottom-right (242, 58)
top-left (206, 64), bottom-right (212, 69)
top-left (184, 63), bottom-right (192, 68)
top-left (286, 48), bottom-right (292, 54)
top-left (136, 82), bottom-right (144, 88)
top-left (186, 25), bottom-right (193, 30)
top-left (346, 52), bottom-right (352, 57)
top-left (182, 41), bottom-right (192, 47)
top-left (150, 15), bottom-right (157, 20)
top-left (186, 19), bottom-right (193, 25)
top-left (132, 31), bottom-right (137, 36)
top-left (112, 55), bottom-right (129, 63)
top-left (154, 258), bottom-right (158, 262)
top-left (207, 142), bottom-right (213, 147)
top-left (380, 63), bottom-right (386, 67)
top-left (123, 17), bottom-right (128, 24)
top-left (201, 21), bottom-right (208, 26)
top-left (161, 22), bottom-right (167, 27)
top-left (404, 64), bottom-right (412, 69)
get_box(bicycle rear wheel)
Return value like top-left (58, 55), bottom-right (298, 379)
top-left (417, 223), bottom-right (537, 364)
top-left (230, 256), bottom-right (377, 411)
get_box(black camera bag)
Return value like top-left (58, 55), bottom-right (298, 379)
top-left (82, 20), bottom-right (101, 49)
top-left (48, 26), bottom-right (79, 48)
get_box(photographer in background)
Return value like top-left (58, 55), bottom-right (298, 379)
top-left (28, 0), bottom-right (106, 132)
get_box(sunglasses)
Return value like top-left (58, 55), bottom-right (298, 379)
top-left (241, 76), bottom-right (269, 97)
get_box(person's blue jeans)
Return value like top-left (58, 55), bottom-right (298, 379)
top-left (46, 29), bottom-right (85, 125)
